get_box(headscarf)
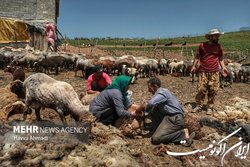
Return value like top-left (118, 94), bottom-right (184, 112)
top-left (106, 75), bottom-right (132, 106)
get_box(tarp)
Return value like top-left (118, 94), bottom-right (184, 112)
top-left (0, 18), bottom-right (29, 43)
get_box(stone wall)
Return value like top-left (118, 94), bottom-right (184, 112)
top-left (0, 0), bottom-right (57, 24)
top-left (0, 0), bottom-right (58, 51)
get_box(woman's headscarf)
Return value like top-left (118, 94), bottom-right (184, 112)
top-left (106, 75), bottom-right (131, 106)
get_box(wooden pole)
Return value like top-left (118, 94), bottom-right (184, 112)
top-left (181, 46), bottom-right (184, 57)
top-left (64, 34), bottom-right (66, 52)
top-left (78, 38), bottom-right (80, 53)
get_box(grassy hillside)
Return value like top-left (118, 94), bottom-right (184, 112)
top-left (67, 31), bottom-right (249, 50)
top-left (66, 31), bottom-right (250, 61)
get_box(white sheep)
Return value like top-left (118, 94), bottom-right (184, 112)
top-left (22, 73), bottom-right (94, 123)
top-left (169, 60), bottom-right (184, 74)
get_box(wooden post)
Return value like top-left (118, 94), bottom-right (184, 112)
top-left (33, 31), bottom-right (36, 50)
top-left (144, 41), bottom-right (146, 52)
top-left (95, 39), bottom-right (98, 47)
top-left (78, 38), bottom-right (80, 53)
top-left (64, 34), bottom-right (67, 52)
top-left (191, 49), bottom-right (194, 58)
top-left (156, 38), bottom-right (159, 49)
top-left (13, 26), bottom-right (18, 48)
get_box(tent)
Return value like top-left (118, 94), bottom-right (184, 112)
top-left (0, 17), bottom-right (29, 43)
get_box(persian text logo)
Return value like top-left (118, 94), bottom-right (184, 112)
top-left (167, 128), bottom-right (250, 166)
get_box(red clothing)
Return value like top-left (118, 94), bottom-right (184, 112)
top-left (86, 72), bottom-right (111, 91)
top-left (197, 42), bottom-right (224, 72)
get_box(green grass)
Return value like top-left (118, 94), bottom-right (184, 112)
top-left (67, 31), bottom-right (250, 50)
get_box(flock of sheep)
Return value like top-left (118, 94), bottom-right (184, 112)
top-left (1, 45), bottom-right (249, 85)
top-left (0, 46), bottom-right (196, 81)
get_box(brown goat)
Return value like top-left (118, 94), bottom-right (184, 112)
top-left (4, 66), bottom-right (25, 82)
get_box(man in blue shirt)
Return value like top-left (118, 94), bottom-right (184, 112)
top-left (140, 77), bottom-right (195, 147)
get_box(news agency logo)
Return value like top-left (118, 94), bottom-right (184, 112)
top-left (8, 122), bottom-right (90, 144)
top-left (13, 125), bottom-right (89, 134)
top-left (13, 125), bottom-right (39, 133)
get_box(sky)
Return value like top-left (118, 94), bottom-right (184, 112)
top-left (57, 0), bottom-right (250, 39)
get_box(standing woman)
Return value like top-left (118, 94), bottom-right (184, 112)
top-left (89, 75), bottom-right (135, 125)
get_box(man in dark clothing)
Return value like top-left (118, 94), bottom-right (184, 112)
top-left (139, 77), bottom-right (195, 146)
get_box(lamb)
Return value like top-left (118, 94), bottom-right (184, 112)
top-left (5, 101), bottom-right (32, 120)
top-left (22, 73), bottom-right (95, 123)
top-left (169, 60), bottom-right (184, 74)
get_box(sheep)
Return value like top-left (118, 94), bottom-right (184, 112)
top-left (169, 60), bottom-right (184, 74)
top-left (7, 79), bottom-right (26, 99)
top-left (59, 52), bottom-right (77, 70)
top-left (165, 42), bottom-right (173, 46)
top-left (4, 101), bottom-right (32, 120)
top-left (114, 104), bottom-right (144, 138)
top-left (0, 81), bottom-right (29, 121)
top-left (145, 58), bottom-right (159, 77)
top-left (12, 51), bottom-right (44, 70)
top-left (134, 56), bottom-right (149, 78)
top-left (182, 60), bottom-right (193, 77)
top-left (22, 73), bottom-right (95, 124)
top-left (74, 58), bottom-right (95, 79)
top-left (0, 47), bottom-right (17, 69)
top-left (97, 56), bottom-right (115, 75)
top-left (0, 83), bottom-right (20, 110)
top-left (227, 62), bottom-right (242, 82)
top-left (34, 52), bottom-right (66, 75)
top-left (114, 55), bottom-right (136, 75)
top-left (239, 63), bottom-right (250, 82)
top-left (80, 93), bottom-right (98, 105)
top-left (4, 65), bottom-right (25, 82)
top-left (158, 58), bottom-right (168, 75)
top-left (219, 65), bottom-right (234, 87)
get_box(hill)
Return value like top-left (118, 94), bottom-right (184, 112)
top-left (240, 26), bottom-right (250, 31)
top-left (66, 30), bottom-right (250, 52)
top-left (62, 31), bottom-right (250, 62)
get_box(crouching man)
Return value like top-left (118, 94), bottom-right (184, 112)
top-left (138, 77), bottom-right (195, 147)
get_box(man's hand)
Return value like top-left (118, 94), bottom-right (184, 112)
top-left (222, 67), bottom-right (228, 77)
top-left (130, 110), bottom-right (137, 117)
top-left (190, 66), bottom-right (196, 73)
top-left (131, 110), bottom-right (144, 118)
